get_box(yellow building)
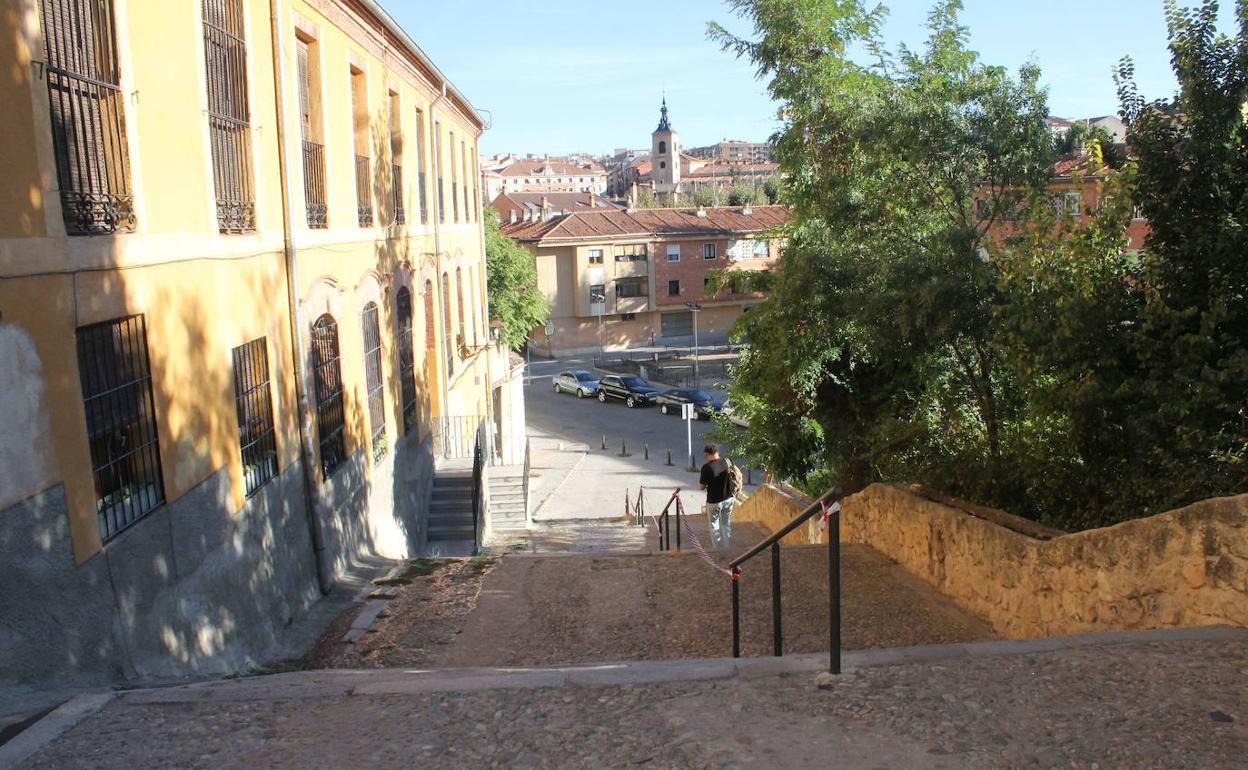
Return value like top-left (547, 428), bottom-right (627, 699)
top-left (0, 0), bottom-right (518, 686)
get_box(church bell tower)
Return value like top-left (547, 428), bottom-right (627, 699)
top-left (651, 97), bottom-right (680, 199)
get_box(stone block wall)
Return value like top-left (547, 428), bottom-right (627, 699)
top-left (734, 482), bottom-right (1248, 638)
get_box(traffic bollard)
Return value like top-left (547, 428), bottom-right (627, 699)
top-left (601, 434), bottom-right (607, 451)
top-left (666, 449), bottom-right (673, 466)
top-left (644, 444), bottom-right (649, 460)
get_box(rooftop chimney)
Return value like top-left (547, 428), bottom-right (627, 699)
top-left (742, 204), bottom-right (752, 216)
top-left (695, 206), bottom-right (707, 218)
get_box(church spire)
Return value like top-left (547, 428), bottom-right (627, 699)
top-left (656, 97), bottom-right (671, 132)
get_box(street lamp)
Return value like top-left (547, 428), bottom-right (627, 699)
top-left (686, 302), bottom-right (702, 387)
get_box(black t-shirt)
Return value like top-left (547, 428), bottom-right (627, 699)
top-left (700, 458), bottom-right (730, 504)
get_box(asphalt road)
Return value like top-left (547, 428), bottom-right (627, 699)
top-left (523, 356), bottom-right (728, 470)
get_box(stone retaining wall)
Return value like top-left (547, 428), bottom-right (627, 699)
top-left (733, 483), bottom-right (1248, 638)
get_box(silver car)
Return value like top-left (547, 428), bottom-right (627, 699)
top-left (720, 399), bottom-right (750, 428)
top-left (552, 370), bottom-right (600, 398)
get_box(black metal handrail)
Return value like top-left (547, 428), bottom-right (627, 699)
top-left (471, 422), bottom-right (485, 555)
top-left (655, 489), bottom-right (683, 551)
top-left (729, 486), bottom-right (843, 673)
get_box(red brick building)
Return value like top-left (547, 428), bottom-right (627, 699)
top-left (503, 205), bottom-right (790, 355)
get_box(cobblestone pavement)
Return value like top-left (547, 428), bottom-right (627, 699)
top-left (20, 638), bottom-right (1247, 769)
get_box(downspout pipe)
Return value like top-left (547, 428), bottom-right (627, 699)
top-left (270, 0), bottom-right (331, 595)
top-left (431, 85), bottom-right (450, 415)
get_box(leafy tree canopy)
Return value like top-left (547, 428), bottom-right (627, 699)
top-left (484, 208), bottom-right (550, 350)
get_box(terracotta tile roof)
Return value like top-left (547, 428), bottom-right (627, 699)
top-left (500, 159), bottom-right (605, 177)
top-left (501, 205), bottom-right (790, 242)
top-left (489, 192), bottom-right (622, 219)
top-left (1052, 152), bottom-right (1112, 179)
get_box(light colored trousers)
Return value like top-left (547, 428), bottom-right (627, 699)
top-left (705, 498), bottom-right (736, 547)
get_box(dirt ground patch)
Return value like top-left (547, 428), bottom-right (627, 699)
top-left (301, 557), bottom-right (496, 669)
top-left (303, 544), bottom-right (995, 670)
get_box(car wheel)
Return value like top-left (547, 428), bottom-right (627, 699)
top-left (597, 391), bottom-right (607, 403)
top-left (577, 388), bottom-right (586, 398)
top-left (660, 404), bottom-right (669, 415)
top-left (553, 382), bottom-right (561, 392)
top-left (626, 396), bottom-right (636, 408)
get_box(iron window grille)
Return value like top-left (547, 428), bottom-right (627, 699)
top-left (355, 155), bottom-right (373, 226)
top-left (40, 0), bottom-right (136, 235)
top-left (395, 287), bottom-right (417, 434)
top-left (231, 337), bottom-right (278, 496)
top-left (302, 141), bottom-right (327, 228)
top-left (418, 169), bottom-right (428, 223)
top-left (310, 315), bottom-right (346, 478)
top-left (451, 181), bottom-right (459, 222)
top-left (441, 273), bottom-right (453, 371)
top-left (202, 0), bottom-right (255, 233)
top-left (391, 164), bottom-right (405, 225)
top-left (76, 314), bottom-right (164, 542)
top-left (361, 303), bottom-right (386, 461)
top-left (437, 174), bottom-right (445, 223)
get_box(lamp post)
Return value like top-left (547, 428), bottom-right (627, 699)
top-left (686, 302), bottom-right (702, 387)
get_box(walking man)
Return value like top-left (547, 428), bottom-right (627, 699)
top-left (699, 443), bottom-right (736, 547)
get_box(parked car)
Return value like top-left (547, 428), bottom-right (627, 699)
top-left (552, 370), bottom-right (599, 398)
top-left (655, 388), bottom-right (722, 419)
top-left (720, 399), bottom-right (750, 428)
top-left (596, 375), bottom-right (659, 408)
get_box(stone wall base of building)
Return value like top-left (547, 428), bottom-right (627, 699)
top-left (0, 431), bottom-right (438, 689)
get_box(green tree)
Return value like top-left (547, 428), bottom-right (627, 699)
top-left (710, 0), bottom-right (1053, 496)
top-left (484, 208), bottom-right (550, 350)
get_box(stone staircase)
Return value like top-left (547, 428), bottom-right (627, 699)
top-left (489, 466), bottom-right (528, 530)
top-left (427, 468), bottom-right (476, 543)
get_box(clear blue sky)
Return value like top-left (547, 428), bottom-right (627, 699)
top-left (386, 1), bottom-right (1241, 156)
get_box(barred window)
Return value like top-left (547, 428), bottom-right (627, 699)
top-left (202, 0), bottom-right (255, 233)
top-left (441, 272), bottom-right (453, 370)
top-left (40, 0), bottom-right (135, 235)
top-left (310, 314), bottom-right (346, 478)
top-left (361, 302), bottom-right (386, 461)
top-left (455, 267), bottom-right (466, 358)
top-left (415, 108), bottom-right (428, 224)
top-left (297, 38), bottom-right (327, 228)
top-left (435, 121), bottom-right (445, 223)
top-left (76, 315), bottom-right (164, 542)
top-left (231, 337), bottom-right (277, 496)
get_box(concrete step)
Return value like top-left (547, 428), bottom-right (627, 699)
top-left (490, 503), bottom-right (526, 516)
top-left (489, 492), bottom-right (525, 504)
top-left (428, 524), bottom-right (476, 540)
top-left (429, 510), bottom-right (474, 523)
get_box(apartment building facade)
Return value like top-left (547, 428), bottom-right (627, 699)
top-left (687, 140), bottom-right (774, 164)
top-left (503, 206), bottom-right (789, 356)
top-left (0, 0), bottom-right (517, 687)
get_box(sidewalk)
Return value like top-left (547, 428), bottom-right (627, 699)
top-left (11, 628), bottom-right (1246, 769)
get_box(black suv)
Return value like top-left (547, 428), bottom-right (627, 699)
top-left (655, 388), bottom-right (722, 419)
top-left (596, 375), bottom-right (659, 408)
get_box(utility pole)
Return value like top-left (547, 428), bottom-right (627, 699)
top-left (686, 302), bottom-right (702, 387)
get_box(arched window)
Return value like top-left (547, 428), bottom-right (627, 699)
top-left (361, 302), bottom-right (386, 460)
top-left (309, 314), bottom-right (346, 479)
top-left (455, 267), bottom-right (466, 358)
top-left (658, 140), bottom-right (666, 154)
top-left (395, 287), bottom-right (417, 434)
top-left (660, 161), bottom-right (666, 169)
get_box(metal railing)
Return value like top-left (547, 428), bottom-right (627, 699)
top-left (434, 415), bottom-right (525, 467)
top-left (391, 163), bottom-right (405, 225)
top-left (302, 140), bottom-right (327, 228)
top-left (355, 155), bottom-right (373, 226)
top-left (729, 486), bottom-right (843, 674)
top-left (471, 422), bottom-right (485, 554)
top-left (522, 438), bottom-right (532, 526)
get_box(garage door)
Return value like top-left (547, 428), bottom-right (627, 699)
top-left (660, 311), bottom-right (693, 337)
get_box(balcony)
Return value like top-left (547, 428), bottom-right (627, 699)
top-left (302, 141), bottom-right (327, 228)
top-left (392, 164), bottom-right (405, 225)
top-left (614, 258), bottom-right (649, 278)
top-left (615, 295), bottom-right (650, 314)
top-left (355, 155), bottom-right (373, 227)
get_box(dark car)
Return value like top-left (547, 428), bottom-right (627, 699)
top-left (656, 388), bottom-right (722, 419)
top-left (552, 370), bottom-right (599, 398)
top-left (596, 375), bottom-right (659, 408)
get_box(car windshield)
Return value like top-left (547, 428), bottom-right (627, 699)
top-left (574, 372), bottom-right (597, 382)
top-left (688, 390), bottom-right (713, 401)
top-left (620, 376), bottom-right (647, 388)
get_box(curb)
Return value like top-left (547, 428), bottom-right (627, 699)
top-left (107, 625), bottom-right (1247, 706)
top-left (0, 693), bottom-right (115, 770)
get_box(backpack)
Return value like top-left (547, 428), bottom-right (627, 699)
top-left (725, 458), bottom-right (744, 500)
